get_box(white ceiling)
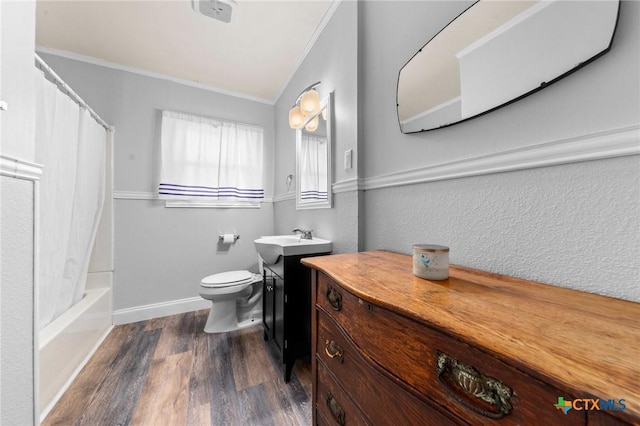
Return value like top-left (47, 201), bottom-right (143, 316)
top-left (36, 0), bottom-right (335, 103)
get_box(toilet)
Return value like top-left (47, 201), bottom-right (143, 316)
top-left (199, 270), bottom-right (262, 333)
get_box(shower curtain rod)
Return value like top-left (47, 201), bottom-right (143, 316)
top-left (35, 53), bottom-right (112, 131)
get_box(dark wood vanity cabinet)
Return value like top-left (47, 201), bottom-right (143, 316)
top-left (262, 253), bottom-right (330, 382)
top-left (302, 251), bottom-right (640, 426)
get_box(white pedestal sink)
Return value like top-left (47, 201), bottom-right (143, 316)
top-left (254, 235), bottom-right (332, 264)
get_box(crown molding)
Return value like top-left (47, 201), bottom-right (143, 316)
top-left (273, 0), bottom-right (343, 103)
top-left (36, 47), bottom-right (274, 105)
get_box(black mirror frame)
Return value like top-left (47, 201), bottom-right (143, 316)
top-left (396, 0), bottom-right (621, 134)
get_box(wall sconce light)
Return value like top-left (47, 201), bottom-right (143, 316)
top-left (289, 81), bottom-right (321, 130)
top-left (305, 115), bottom-right (319, 132)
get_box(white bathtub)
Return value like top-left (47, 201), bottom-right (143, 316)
top-left (38, 273), bottom-right (113, 421)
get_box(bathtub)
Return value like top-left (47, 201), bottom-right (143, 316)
top-left (38, 272), bottom-right (113, 421)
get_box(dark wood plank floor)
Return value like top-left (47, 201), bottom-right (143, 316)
top-left (43, 310), bottom-right (312, 426)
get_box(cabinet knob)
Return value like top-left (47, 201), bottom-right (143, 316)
top-left (326, 287), bottom-right (342, 311)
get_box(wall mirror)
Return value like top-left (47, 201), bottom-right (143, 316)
top-left (296, 93), bottom-right (333, 210)
top-left (397, 0), bottom-right (620, 133)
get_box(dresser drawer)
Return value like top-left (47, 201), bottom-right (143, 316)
top-left (317, 273), bottom-right (585, 425)
top-left (317, 361), bottom-right (369, 426)
top-left (316, 409), bottom-right (337, 426)
top-left (317, 310), bottom-right (460, 426)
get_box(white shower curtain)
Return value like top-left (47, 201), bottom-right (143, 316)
top-left (35, 68), bottom-right (107, 330)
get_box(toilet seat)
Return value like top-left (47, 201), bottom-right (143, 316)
top-left (200, 270), bottom-right (254, 288)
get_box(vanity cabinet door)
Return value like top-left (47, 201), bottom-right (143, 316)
top-left (273, 273), bottom-right (285, 355)
top-left (264, 254), bottom-right (330, 382)
top-left (263, 265), bottom-right (285, 355)
top-left (262, 273), bottom-right (275, 341)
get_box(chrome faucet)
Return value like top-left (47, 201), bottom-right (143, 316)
top-left (292, 228), bottom-right (313, 240)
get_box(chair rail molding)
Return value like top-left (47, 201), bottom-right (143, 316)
top-left (1, 154), bottom-right (43, 181)
top-left (273, 192), bottom-right (296, 203)
top-left (364, 125), bottom-right (640, 191)
top-left (113, 190), bottom-right (157, 200)
top-left (333, 177), bottom-right (364, 194)
top-left (114, 190), bottom-right (274, 205)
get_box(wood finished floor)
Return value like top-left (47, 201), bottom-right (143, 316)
top-left (43, 310), bottom-right (312, 426)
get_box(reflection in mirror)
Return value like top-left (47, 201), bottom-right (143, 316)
top-left (296, 93), bottom-right (332, 210)
top-left (397, 0), bottom-right (620, 133)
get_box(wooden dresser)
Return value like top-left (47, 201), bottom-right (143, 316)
top-left (301, 251), bottom-right (640, 426)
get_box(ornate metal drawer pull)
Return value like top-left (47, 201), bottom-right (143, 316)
top-left (324, 339), bottom-right (344, 362)
top-left (436, 351), bottom-right (513, 419)
top-left (326, 287), bottom-right (342, 311)
top-left (326, 393), bottom-right (345, 425)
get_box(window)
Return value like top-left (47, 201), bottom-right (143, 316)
top-left (159, 110), bottom-right (264, 207)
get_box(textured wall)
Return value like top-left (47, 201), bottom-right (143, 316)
top-left (364, 156), bottom-right (640, 301)
top-left (1, 178), bottom-right (35, 423)
top-left (358, 1), bottom-right (640, 301)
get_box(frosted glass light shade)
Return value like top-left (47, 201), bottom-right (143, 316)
top-left (305, 115), bottom-right (319, 132)
top-left (300, 89), bottom-right (321, 116)
top-left (289, 106), bottom-right (305, 129)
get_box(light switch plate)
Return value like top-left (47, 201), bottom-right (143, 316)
top-left (344, 149), bottom-right (353, 170)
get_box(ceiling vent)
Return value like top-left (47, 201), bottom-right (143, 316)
top-left (192, 0), bottom-right (237, 24)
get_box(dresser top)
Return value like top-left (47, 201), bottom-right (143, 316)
top-left (302, 250), bottom-right (640, 419)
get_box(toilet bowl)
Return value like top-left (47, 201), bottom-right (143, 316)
top-left (199, 270), bottom-right (262, 333)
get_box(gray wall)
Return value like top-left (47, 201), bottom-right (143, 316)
top-left (38, 54), bottom-right (276, 312)
top-left (273, 1), bottom-right (360, 254)
top-left (1, 1), bottom-right (37, 423)
top-left (358, 1), bottom-right (639, 300)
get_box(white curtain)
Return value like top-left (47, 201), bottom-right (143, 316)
top-left (159, 110), bottom-right (264, 201)
top-left (300, 134), bottom-right (328, 200)
top-left (35, 69), bottom-right (107, 330)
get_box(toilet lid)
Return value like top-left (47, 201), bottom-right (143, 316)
top-left (201, 270), bottom-right (254, 288)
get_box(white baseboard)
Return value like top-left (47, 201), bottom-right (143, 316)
top-left (113, 297), bottom-right (210, 324)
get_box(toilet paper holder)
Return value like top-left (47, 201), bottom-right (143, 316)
top-left (219, 233), bottom-right (240, 242)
